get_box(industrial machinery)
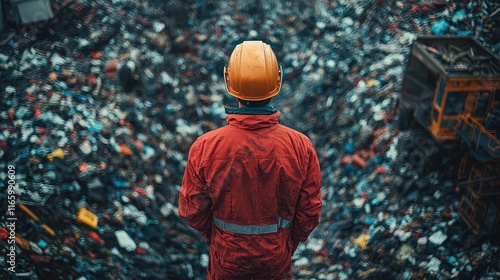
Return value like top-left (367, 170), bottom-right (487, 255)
top-left (398, 36), bottom-right (500, 238)
top-left (0, 0), bottom-right (53, 32)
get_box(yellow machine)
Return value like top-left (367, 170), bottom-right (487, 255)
top-left (398, 36), bottom-right (500, 237)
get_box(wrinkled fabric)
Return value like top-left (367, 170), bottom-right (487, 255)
top-left (179, 111), bottom-right (322, 279)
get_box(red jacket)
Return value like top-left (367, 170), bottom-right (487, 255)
top-left (179, 110), bottom-right (322, 279)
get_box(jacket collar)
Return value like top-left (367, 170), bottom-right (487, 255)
top-left (225, 106), bottom-right (280, 130)
top-left (224, 104), bottom-right (277, 115)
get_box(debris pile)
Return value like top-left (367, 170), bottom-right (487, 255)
top-left (0, 0), bottom-right (499, 279)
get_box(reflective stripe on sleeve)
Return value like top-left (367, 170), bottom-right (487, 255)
top-left (278, 216), bottom-right (292, 228)
top-left (213, 216), bottom-right (293, 234)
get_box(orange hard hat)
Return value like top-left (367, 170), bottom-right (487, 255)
top-left (224, 41), bottom-right (282, 101)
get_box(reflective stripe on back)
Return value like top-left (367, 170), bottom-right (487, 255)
top-left (213, 216), bottom-right (293, 234)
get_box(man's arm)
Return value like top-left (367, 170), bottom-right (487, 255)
top-left (291, 145), bottom-right (322, 250)
top-left (178, 143), bottom-right (213, 243)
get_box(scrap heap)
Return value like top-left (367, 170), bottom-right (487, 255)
top-left (1, 0), bottom-right (499, 279)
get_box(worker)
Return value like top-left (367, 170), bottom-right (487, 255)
top-left (178, 41), bottom-right (322, 279)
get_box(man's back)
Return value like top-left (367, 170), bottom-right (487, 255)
top-left (180, 111), bottom-right (322, 279)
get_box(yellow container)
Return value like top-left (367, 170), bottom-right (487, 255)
top-left (76, 207), bottom-right (99, 229)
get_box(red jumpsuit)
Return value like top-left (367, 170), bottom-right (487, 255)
top-left (179, 110), bottom-right (322, 279)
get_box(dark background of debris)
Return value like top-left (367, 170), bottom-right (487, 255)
top-left (1, 0), bottom-right (499, 279)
